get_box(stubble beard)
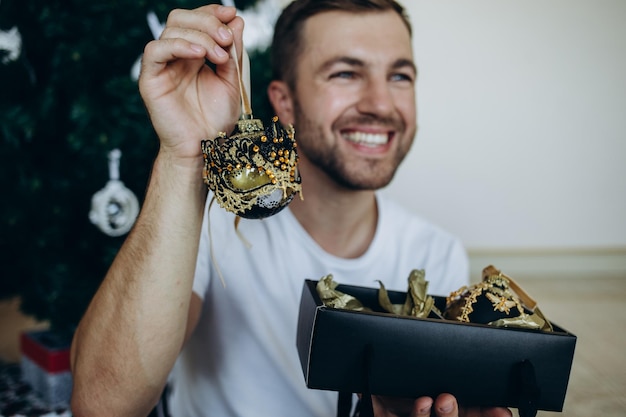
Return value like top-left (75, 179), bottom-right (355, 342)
top-left (292, 100), bottom-right (413, 191)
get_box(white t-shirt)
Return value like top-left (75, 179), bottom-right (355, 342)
top-left (168, 193), bottom-right (468, 417)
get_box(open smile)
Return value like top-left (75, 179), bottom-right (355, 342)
top-left (342, 130), bottom-right (392, 147)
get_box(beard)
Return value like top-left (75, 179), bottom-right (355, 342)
top-left (292, 100), bottom-right (414, 190)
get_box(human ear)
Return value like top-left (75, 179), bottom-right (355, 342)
top-left (267, 80), bottom-right (295, 125)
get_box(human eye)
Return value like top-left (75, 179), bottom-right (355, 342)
top-left (390, 72), bottom-right (414, 83)
top-left (329, 70), bottom-right (356, 80)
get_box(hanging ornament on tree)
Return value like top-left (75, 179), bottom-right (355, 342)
top-left (0, 26), bottom-right (22, 64)
top-left (89, 149), bottom-right (140, 236)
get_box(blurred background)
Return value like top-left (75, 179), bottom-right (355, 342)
top-left (1, 0), bottom-right (624, 416)
top-left (385, 0), bottom-right (626, 280)
top-left (385, 2), bottom-right (626, 416)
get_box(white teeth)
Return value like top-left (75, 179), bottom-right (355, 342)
top-left (343, 131), bottom-right (388, 147)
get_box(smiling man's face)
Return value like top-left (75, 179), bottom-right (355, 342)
top-left (290, 9), bottom-right (417, 190)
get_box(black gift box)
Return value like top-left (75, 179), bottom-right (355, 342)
top-left (296, 280), bottom-right (576, 415)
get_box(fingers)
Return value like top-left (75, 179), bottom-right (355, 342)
top-left (372, 394), bottom-right (512, 417)
top-left (431, 393), bottom-right (512, 417)
top-left (141, 5), bottom-right (243, 78)
top-left (460, 407), bottom-right (513, 417)
top-left (371, 395), bottom-right (434, 417)
top-left (432, 393), bottom-right (458, 417)
top-left (140, 37), bottom-right (206, 78)
top-left (136, 4), bottom-right (246, 150)
top-left (412, 396), bottom-right (434, 417)
top-left (162, 5), bottom-right (239, 62)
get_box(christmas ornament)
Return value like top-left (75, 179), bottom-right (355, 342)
top-left (444, 265), bottom-right (553, 331)
top-left (89, 149), bottom-right (140, 237)
top-left (0, 26), bottom-right (22, 64)
top-left (201, 41), bottom-right (302, 219)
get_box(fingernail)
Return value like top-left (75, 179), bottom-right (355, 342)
top-left (419, 405), bottom-right (431, 414)
top-left (439, 404), bottom-right (453, 413)
top-left (218, 26), bottom-right (231, 41)
top-left (213, 45), bottom-right (228, 59)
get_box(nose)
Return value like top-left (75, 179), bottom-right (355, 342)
top-left (356, 76), bottom-right (395, 117)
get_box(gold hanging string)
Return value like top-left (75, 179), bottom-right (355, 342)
top-left (229, 39), bottom-right (252, 118)
top-left (205, 40), bottom-right (255, 289)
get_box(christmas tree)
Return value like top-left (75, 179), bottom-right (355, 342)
top-left (0, 0), bottom-right (277, 339)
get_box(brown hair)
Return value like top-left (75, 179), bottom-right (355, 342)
top-left (270, 0), bottom-right (412, 89)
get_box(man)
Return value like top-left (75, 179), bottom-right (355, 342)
top-left (70, 1), bottom-right (511, 416)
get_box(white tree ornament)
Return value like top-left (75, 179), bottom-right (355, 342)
top-left (0, 26), bottom-right (22, 64)
top-left (89, 149), bottom-right (140, 237)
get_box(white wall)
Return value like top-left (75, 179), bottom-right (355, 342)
top-left (386, 1), bottom-right (626, 251)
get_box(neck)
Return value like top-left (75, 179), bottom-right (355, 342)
top-left (289, 169), bottom-right (378, 259)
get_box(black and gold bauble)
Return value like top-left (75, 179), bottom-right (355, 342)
top-left (444, 271), bottom-right (523, 324)
top-left (444, 265), bottom-right (553, 331)
top-left (201, 39), bottom-right (303, 220)
top-left (201, 115), bottom-right (302, 219)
